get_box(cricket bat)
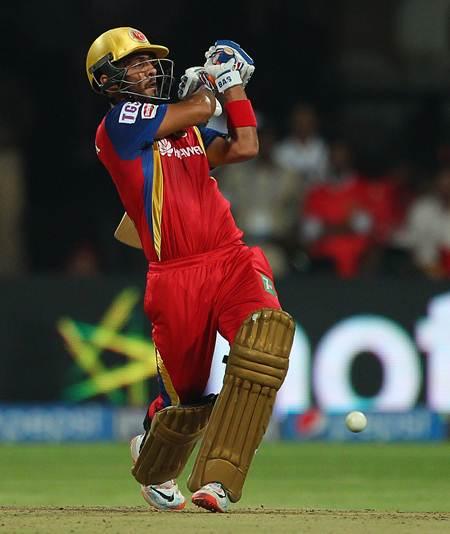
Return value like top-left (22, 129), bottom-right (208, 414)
top-left (114, 212), bottom-right (143, 249)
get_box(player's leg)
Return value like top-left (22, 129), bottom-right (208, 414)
top-left (130, 432), bottom-right (186, 510)
top-left (189, 246), bottom-right (295, 508)
top-left (131, 342), bottom-right (216, 512)
top-left (131, 260), bottom-right (221, 508)
top-left (130, 379), bottom-right (189, 511)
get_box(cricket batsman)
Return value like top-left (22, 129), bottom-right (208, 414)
top-left (86, 27), bottom-right (295, 512)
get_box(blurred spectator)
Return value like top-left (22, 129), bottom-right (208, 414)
top-left (0, 148), bottom-right (25, 275)
top-left (361, 159), bottom-right (413, 246)
top-left (298, 142), bottom-right (411, 277)
top-left (217, 128), bottom-right (302, 278)
top-left (393, 166), bottom-right (450, 278)
top-left (299, 141), bottom-right (372, 277)
top-left (0, 81), bottom-right (27, 275)
top-left (64, 241), bottom-right (101, 277)
top-left (272, 103), bottom-right (329, 185)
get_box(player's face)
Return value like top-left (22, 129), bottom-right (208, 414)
top-left (122, 53), bottom-right (159, 97)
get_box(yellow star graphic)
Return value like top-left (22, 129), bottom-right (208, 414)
top-left (57, 288), bottom-right (157, 405)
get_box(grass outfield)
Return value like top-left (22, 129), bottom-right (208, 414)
top-left (1, 442), bottom-right (450, 532)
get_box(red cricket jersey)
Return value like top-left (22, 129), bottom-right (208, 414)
top-left (95, 100), bottom-right (243, 261)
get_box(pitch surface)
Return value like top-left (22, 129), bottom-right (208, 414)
top-left (1, 442), bottom-right (449, 533)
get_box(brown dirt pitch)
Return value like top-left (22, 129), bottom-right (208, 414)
top-left (1, 507), bottom-right (450, 534)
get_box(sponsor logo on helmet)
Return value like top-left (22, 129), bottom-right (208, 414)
top-left (129, 29), bottom-right (148, 43)
top-left (157, 138), bottom-right (203, 159)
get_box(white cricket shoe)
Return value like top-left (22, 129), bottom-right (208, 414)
top-left (130, 434), bottom-right (186, 511)
top-left (191, 482), bottom-right (230, 513)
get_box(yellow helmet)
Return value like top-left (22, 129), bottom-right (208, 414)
top-left (86, 27), bottom-right (172, 99)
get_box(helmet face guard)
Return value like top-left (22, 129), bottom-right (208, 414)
top-left (89, 54), bottom-right (174, 102)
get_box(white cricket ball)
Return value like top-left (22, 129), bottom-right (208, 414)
top-left (345, 411), bottom-right (367, 433)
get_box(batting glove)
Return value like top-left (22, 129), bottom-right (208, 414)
top-left (178, 66), bottom-right (215, 100)
top-left (205, 39), bottom-right (255, 87)
top-left (203, 57), bottom-right (243, 94)
top-left (177, 67), bottom-right (222, 116)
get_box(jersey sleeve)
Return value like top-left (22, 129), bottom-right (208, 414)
top-left (197, 125), bottom-right (227, 149)
top-left (105, 101), bottom-right (168, 159)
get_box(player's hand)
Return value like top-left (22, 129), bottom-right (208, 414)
top-left (177, 67), bottom-right (222, 116)
top-left (203, 57), bottom-right (243, 94)
top-left (204, 40), bottom-right (255, 87)
top-left (177, 66), bottom-right (215, 100)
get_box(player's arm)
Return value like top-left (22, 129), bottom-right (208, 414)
top-left (201, 40), bottom-right (258, 168)
top-left (155, 88), bottom-right (216, 139)
top-left (205, 86), bottom-right (258, 168)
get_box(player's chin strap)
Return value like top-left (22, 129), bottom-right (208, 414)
top-left (188, 308), bottom-right (295, 502)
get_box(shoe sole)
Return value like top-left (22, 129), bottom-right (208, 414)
top-left (192, 492), bottom-right (226, 513)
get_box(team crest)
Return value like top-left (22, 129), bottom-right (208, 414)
top-left (141, 103), bottom-right (158, 119)
top-left (260, 274), bottom-right (277, 296)
top-left (129, 29), bottom-right (148, 43)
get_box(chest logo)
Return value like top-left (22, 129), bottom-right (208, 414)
top-left (158, 139), bottom-right (174, 157)
top-left (157, 138), bottom-right (204, 159)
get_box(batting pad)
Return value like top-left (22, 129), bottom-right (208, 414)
top-left (188, 308), bottom-right (295, 502)
top-left (132, 399), bottom-right (215, 486)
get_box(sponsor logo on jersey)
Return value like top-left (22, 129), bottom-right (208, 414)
top-left (141, 103), bottom-right (158, 119)
top-left (129, 29), bottom-right (148, 43)
top-left (157, 138), bottom-right (203, 159)
top-left (158, 139), bottom-right (174, 156)
top-left (119, 102), bottom-right (141, 124)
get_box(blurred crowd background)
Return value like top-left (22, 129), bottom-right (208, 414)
top-left (3, 0), bottom-right (450, 280)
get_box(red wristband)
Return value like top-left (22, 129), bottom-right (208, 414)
top-left (225, 99), bottom-right (257, 129)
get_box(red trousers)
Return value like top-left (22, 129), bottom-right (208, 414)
top-left (144, 242), bottom-right (281, 416)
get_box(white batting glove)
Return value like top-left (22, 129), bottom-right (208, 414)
top-left (177, 67), bottom-right (222, 116)
top-left (204, 58), bottom-right (243, 93)
top-left (177, 66), bottom-right (215, 100)
top-left (205, 39), bottom-right (255, 87)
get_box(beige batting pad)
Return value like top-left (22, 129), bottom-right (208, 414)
top-left (188, 308), bottom-right (294, 502)
top-left (132, 400), bottom-right (214, 486)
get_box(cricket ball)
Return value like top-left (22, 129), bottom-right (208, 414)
top-left (345, 411), bottom-right (367, 433)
